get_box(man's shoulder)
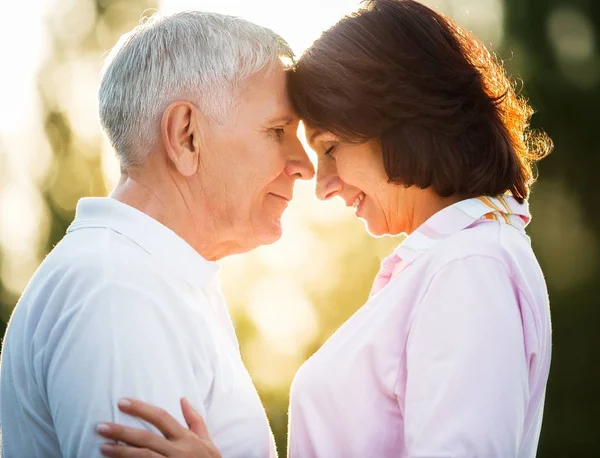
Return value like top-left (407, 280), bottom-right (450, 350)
top-left (11, 250), bottom-right (213, 362)
top-left (36, 227), bottom-right (169, 293)
top-left (15, 227), bottom-right (196, 329)
top-left (56, 224), bottom-right (153, 269)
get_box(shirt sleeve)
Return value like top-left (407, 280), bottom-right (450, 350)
top-left (45, 281), bottom-right (214, 458)
top-left (402, 256), bottom-right (529, 458)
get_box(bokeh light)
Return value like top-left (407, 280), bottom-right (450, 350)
top-left (547, 6), bottom-right (600, 90)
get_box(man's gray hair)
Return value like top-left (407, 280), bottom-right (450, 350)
top-left (99, 11), bottom-right (294, 168)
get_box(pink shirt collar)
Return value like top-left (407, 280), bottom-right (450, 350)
top-left (370, 195), bottom-right (530, 297)
top-left (394, 195), bottom-right (530, 267)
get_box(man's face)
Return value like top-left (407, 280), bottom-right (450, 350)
top-left (195, 66), bottom-right (314, 252)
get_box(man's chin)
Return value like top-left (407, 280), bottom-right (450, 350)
top-left (259, 218), bottom-right (284, 245)
top-left (240, 219), bottom-right (283, 253)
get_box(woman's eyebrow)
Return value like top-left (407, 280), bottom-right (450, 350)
top-left (308, 129), bottom-right (325, 146)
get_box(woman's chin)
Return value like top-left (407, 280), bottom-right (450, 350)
top-left (361, 217), bottom-right (390, 238)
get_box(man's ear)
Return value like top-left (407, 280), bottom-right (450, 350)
top-left (161, 101), bottom-right (202, 177)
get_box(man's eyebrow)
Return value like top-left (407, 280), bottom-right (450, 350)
top-left (266, 115), bottom-right (295, 125)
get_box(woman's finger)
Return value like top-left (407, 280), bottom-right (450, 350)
top-left (97, 423), bottom-right (172, 455)
top-left (117, 399), bottom-right (186, 440)
top-left (180, 397), bottom-right (209, 437)
top-left (100, 443), bottom-right (164, 458)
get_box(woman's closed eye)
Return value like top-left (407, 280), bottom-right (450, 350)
top-left (324, 145), bottom-right (336, 157)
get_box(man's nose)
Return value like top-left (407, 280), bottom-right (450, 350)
top-left (285, 141), bottom-right (315, 180)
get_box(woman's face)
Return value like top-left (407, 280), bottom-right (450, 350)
top-left (306, 127), bottom-right (406, 236)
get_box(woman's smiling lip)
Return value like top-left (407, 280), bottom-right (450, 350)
top-left (344, 192), bottom-right (365, 208)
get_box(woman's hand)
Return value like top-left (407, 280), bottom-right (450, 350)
top-left (97, 397), bottom-right (222, 458)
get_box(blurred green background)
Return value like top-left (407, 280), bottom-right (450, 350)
top-left (0, 0), bottom-right (598, 456)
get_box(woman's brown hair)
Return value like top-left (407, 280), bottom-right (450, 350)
top-left (288, 0), bottom-right (552, 202)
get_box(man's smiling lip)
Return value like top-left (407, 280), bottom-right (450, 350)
top-left (270, 193), bottom-right (291, 202)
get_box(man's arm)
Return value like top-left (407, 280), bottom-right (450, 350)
top-left (402, 256), bottom-right (529, 457)
top-left (45, 282), bottom-right (213, 457)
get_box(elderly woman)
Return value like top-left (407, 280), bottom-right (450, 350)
top-left (97, 1), bottom-right (552, 457)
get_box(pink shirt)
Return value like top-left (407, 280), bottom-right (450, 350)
top-left (288, 195), bottom-right (551, 458)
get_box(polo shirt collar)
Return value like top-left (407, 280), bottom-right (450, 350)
top-left (67, 197), bottom-right (219, 289)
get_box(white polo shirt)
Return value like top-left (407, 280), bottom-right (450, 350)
top-left (0, 197), bottom-right (276, 458)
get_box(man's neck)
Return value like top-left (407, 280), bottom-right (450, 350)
top-left (110, 168), bottom-right (242, 261)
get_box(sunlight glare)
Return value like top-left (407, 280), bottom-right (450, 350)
top-left (159, 0), bottom-right (362, 55)
top-left (246, 276), bottom-right (320, 355)
top-left (0, 182), bottom-right (48, 262)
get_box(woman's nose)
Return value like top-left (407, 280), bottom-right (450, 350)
top-left (316, 168), bottom-right (342, 201)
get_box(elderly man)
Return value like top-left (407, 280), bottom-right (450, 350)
top-left (0, 11), bottom-right (313, 458)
